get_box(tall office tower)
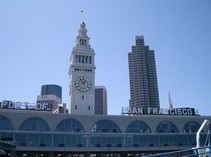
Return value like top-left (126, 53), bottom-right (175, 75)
top-left (68, 22), bottom-right (96, 114)
top-left (95, 86), bottom-right (107, 115)
top-left (36, 84), bottom-right (62, 111)
top-left (41, 84), bottom-right (62, 100)
top-left (128, 36), bottom-right (160, 111)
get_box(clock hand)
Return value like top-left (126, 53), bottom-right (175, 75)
top-left (81, 79), bottom-right (86, 84)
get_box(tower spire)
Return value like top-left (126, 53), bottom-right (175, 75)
top-left (168, 91), bottom-right (173, 110)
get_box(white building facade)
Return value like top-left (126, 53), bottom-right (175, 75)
top-left (36, 95), bottom-right (61, 111)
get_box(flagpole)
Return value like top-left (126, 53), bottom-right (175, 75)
top-left (80, 9), bottom-right (84, 22)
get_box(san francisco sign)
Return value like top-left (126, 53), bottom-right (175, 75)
top-left (121, 107), bottom-right (199, 116)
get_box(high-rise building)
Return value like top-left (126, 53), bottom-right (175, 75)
top-left (68, 22), bottom-right (96, 114)
top-left (128, 36), bottom-right (160, 110)
top-left (36, 84), bottom-right (62, 111)
top-left (41, 84), bottom-right (62, 100)
top-left (95, 86), bottom-right (107, 115)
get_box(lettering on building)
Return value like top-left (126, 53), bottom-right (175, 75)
top-left (0, 101), bottom-right (52, 111)
top-left (121, 107), bottom-right (198, 116)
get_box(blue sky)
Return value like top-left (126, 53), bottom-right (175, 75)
top-left (0, 0), bottom-right (210, 115)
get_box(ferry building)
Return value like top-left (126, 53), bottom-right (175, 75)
top-left (0, 22), bottom-right (210, 157)
top-left (0, 108), bottom-right (211, 157)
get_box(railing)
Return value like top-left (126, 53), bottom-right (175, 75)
top-left (143, 145), bottom-right (211, 157)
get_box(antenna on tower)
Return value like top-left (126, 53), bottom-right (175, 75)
top-left (168, 91), bottom-right (173, 110)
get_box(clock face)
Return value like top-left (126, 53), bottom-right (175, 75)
top-left (75, 77), bottom-right (91, 92)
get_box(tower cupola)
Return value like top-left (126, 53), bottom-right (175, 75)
top-left (75, 22), bottom-right (90, 47)
top-left (78, 22), bottom-right (87, 36)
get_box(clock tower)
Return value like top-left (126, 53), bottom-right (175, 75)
top-left (68, 22), bottom-right (96, 114)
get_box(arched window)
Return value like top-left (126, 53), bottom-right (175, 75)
top-left (90, 119), bottom-right (121, 133)
top-left (0, 115), bottom-right (13, 130)
top-left (183, 121), bottom-right (201, 133)
top-left (19, 117), bottom-right (49, 131)
top-left (126, 120), bottom-right (151, 133)
top-left (80, 39), bottom-right (86, 46)
top-left (55, 118), bottom-right (84, 132)
top-left (156, 121), bottom-right (178, 133)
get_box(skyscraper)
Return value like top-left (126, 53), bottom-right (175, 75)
top-left (128, 36), bottom-right (160, 110)
top-left (68, 22), bottom-right (96, 114)
top-left (41, 84), bottom-right (62, 100)
top-left (95, 86), bottom-right (107, 115)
